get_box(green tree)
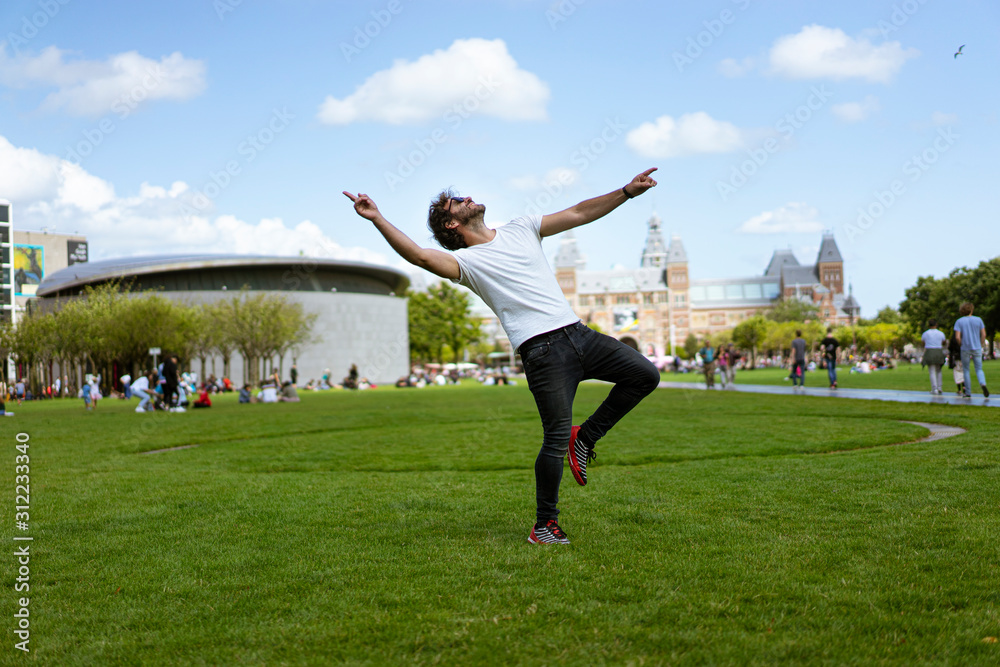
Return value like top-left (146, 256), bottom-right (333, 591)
top-left (762, 321), bottom-right (800, 356)
top-left (960, 258), bottom-right (1000, 356)
top-left (206, 300), bottom-right (238, 380)
top-left (731, 315), bottom-right (770, 369)
top-left (900, 257), bottom-right (1000, 355)
top-left (218, 288), bottom-right (316, 385)
top-left (766, 298), bottom-right (820, 323)
top-left (683, 333), bottom-right (699, 359)
top-left (407, 282), bottom-right (481, 363)
top-left (874, 306), bottom-right (901, 324)
top-left (109, 291), bottom-right (190, 379)
top-left (0, 319), bottom-right (13, 384)
top-left (865, 322), bottom-right (908, 353)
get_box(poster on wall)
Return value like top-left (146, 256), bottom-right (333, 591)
top-left (68, 240), bottom-right (89, 265)
top-left (613, 306), bottom-right (638, 333)
top-left (14, 244), bottom-right (44, 296)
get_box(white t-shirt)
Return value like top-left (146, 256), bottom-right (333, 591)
top-left (131, 376), bottom-right (150, 392)
top-left (452, 215), bottom-right (579, 351)
top-left (921, 328), bottom-right (946, 349)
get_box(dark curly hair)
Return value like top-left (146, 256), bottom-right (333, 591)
top-left (427, 190), bottom-right (467, 251)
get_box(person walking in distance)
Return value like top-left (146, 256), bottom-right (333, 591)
top-left (790, 330), bottom-right (807, 391)
top-left (953, 302), bottom-right (990, 399)
top-left (715, 343), bottom-right (729, 389)
top-left (920, 319), bottom-right (947, 395)
top-left (725, 343), bottom-right (739, 387)
top-left (344, 169), bottom-right (661, 545)
top-left (820, 327), bottom-right (839, 389)
top-left (698, 340), bottom-right (716, 389)
top-left (947, 331), bottom-right (964, 396)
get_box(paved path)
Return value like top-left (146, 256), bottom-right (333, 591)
top-left (657, 381), bottom-right (998, 408)
top-left (902, 421), bottom-right (967, 442)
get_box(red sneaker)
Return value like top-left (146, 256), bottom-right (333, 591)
top-left (567, 426), bottom-right (596, 486)
top-left (528, 519), bottom-right (570, 544)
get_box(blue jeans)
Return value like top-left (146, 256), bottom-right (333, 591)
top-left (826, 357), bottom-right (837, 386)
top-left (520, 322), bottom-right (660, 523)
top-left (960, 349), bottom-right (986, 392)
top-left (791, 361), bottom-right (805, 386)
top-left (133, 388), bottom-right (151, 410)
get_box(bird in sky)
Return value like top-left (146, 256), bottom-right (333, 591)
top-left (954, 45), bottom-right (965, 58)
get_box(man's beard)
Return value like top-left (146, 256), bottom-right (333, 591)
top-left (457, 203), bottom-right (487, 227)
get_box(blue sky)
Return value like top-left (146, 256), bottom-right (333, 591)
top-left (1, 0), bottom-right (997, 316)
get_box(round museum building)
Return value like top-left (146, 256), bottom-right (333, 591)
top-left (35, 254), bottom-right (411, 386)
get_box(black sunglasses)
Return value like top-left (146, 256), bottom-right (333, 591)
top-left (450, 197), bottom-right (465, 205)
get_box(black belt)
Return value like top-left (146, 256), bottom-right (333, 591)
top-left (518, 322), bottom-right (582, 352)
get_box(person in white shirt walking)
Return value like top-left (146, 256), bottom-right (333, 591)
top-left (345, 169), bottom-right (661, 544)
top-left (920, 319), bottom-right (947, 395)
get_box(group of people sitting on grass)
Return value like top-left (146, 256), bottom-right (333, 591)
top-left (238, 371), bottom-right (301, 404)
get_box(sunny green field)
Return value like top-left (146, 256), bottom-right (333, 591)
top-left (663, 358), bottom-right (999, 392)
top-left (2, 383), bottom-right (1000, 665)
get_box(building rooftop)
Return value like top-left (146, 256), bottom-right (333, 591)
top-left (666, 235), bottom-right (688, 264)
top-left (576, 267), bottom-right (666, 294)
top-left (764, 249), bottom-right (800, 277)
top-left (816, 232), bottom-right (844, 263)
top-left (553, 231), bottom-right (586, 270)
top-left (37, 253), bottom-right (411, 297)
top-left (780, 265), bottom-right (820, 286)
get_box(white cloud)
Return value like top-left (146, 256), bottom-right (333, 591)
top-left (0, 135), bottom-right (391, 266)
top-left (626, 112), bottom-right (745, 159)
top-left (832, 95), bottom-right (880, 122)
top-left (0, 45), bottom-right (206, 116)
top-left (317, 38), bottom-right (549, 125)
top-left (717, 56), bottom-right (755, 77)
top-left (738, 203), bottom-right (824, 234)
top-left (768, 25), bottom-right (918, 83)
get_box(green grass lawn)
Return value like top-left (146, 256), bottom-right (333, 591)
top-left (4, 384), bottom-right (1000, 665)
top-left (663, 358), bottom-right (999, 392)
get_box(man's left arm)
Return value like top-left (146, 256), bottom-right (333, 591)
top-left (540, 168), bottom-right (657, 238)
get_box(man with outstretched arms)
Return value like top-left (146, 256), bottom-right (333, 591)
top-left (344, 168), bottom-right (661, 544)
